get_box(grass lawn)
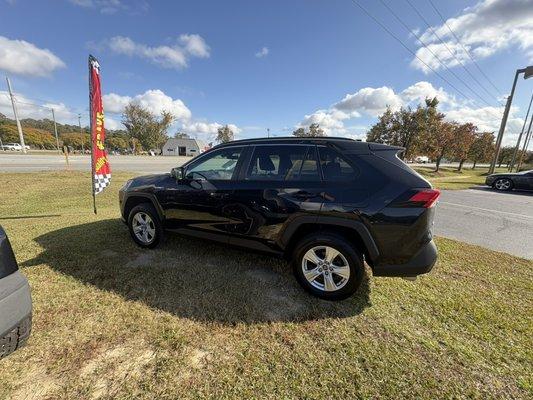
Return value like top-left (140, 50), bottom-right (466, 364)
top-left (412, 166), bottom-right (510, 190)
top-left (0, 171), bottom-right (531, 399)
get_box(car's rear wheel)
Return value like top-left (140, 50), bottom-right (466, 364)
top-left (493, 178), bottom-right (513, 191)
top-left (292, 233), bottom-right (364, 300)
top-left (127, 203), bottom-right (163, 248)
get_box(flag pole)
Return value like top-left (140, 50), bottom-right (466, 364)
top-left (89, 55), bottom-right (97, 215)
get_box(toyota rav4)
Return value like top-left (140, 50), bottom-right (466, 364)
top-left (119, 137), bottom-right (439, 300)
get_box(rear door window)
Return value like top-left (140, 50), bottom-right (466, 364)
top-left (318, 147), bottom-right (357, 181)
top-left (246, 145), bottom-right (320, 181)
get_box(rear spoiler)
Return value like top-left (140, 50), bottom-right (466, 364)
top-left (368, 143), bottom-right (405, 153)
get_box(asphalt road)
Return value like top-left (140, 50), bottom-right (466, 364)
top-left (0, 153), bottom-right (185, 173)
top-left (435, 188), bottom-right (533, 259)
top-left (1, 153), bottom-right (531, 259)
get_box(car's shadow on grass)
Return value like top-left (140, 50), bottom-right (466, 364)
top-left (23, 219), bottom-right (371, 324)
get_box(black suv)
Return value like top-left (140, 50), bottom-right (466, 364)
top-left (119, 137), bottom-right (439, 300)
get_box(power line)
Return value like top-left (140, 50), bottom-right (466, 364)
top-left (349, 0), bottom-right (473, 104)
top-left (350, 0), bottom-right (505, 124)
top-left (404, 0), bottom-right (503, 104)
top-left (378, 0), bottom-right (496, 109)
top-left (426, 0), bottom-right (503, 97)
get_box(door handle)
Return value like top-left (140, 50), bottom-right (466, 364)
top-left (292, 191), bottom-right (319, 200)
top-left (209, 192), bottom-right (229, 199)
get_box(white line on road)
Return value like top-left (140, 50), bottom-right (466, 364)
top-left (439, 201), bottom-right (533, 220)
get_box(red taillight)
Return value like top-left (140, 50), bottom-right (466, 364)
top-left (408, 189), bottom-right (441, 208)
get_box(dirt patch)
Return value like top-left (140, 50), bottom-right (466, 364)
top-left (245, 268), bottom-right (279, 284)
top-left (189, 348), bottom-right (211, 369)
top-left (80, 342), bottom-right (156, 399)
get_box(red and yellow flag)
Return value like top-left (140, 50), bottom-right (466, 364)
top-left (89, 55), bottom-right (111, 201)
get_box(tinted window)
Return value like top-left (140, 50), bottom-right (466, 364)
top-left (186, 147), bottom-right (243, 180)
top-left (246, 145), bottom-right (319, 181)
top-left (318, 147), bottom-right (356, 181)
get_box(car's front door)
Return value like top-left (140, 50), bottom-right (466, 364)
top-left (225, 144), bottom-right (324, 253)
top-left (161, 146), bottom-right (245, 242)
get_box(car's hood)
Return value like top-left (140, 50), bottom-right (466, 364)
top-left (488, 173), bottom-right (519, 178)
top-left (128, 173), bottom-right (173, 189)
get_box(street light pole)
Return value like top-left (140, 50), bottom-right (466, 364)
top-left (489, 66), bottom-right (533, 174)
top-left (78, 114), bottom-right (84, 154)
top-left (509, 91), bottom-right (533, 171)
top-left (6, 77), bottom-right (27, 154)
top-left (516, 112), bottom-right (533, 172)
top-left (51, 108), bottom-right (60, 154)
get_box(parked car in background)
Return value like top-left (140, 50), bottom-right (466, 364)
top-left (119, 137), bottom-right (440, 300)
top-left (485, 170), bottom-right (533, 191)
top-left (1, 143), bottom-right (22, 151)
top-left (415, 156), bottom-right (430, 163)
top-left (0, 226), bottom-right (32, 359)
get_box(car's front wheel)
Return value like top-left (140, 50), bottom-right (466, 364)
top-left (127, 203), bottom-right (163, 248)
top-left (493, 178), bottom-right (513, 191)
top-left (293, 233), bottom-right (364, 300)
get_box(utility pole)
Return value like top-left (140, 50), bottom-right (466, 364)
top-left (78, 114), bottom-right (84, 154)
top-left (51, 108), bottom-right (60, 154)
top-left (489, 66), bottom-right (533, 174)
top-left (267, 128), bottom-right (270, 138)
top-left (6, 77), bottom-right (27, 154)
top-left (516, 112), bottom-right (533, 172)
top-left (509, 92), bottom-right (533, 171)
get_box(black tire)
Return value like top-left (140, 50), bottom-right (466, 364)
top-left (0, 314), bottom-right (32, 359)
top-left (127, 203), bottom-right (163, 248)
top-left (493, 178), bottom-right (513, 191)
top-left (292, 232), bottom-right (364, 300)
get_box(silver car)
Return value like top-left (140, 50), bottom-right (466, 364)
top-left (0, 226), bottom-right (32, 359)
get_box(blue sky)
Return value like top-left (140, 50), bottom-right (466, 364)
top-left (1, 0), bottom-right (532, 146)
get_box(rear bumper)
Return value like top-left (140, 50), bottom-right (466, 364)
top-left (372, 239), bottom-right (437, 277)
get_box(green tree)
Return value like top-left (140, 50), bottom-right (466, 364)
top-left (122, 103), bottom-right (174, 151)
top-left (216, 125), bottom-right (234, 143)
top-left (60, 132), bottom-right (90, 150)
top-left (468, 132), bottom-right (494, 169)
top-left (174, 131), bottom-right (189, 139)
top-left (293, 123), bottom-right (325, 137)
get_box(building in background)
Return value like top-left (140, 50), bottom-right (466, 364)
top-left (161, 137), bottom-right (208, 157)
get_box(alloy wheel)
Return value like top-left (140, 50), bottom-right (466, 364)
top-left (301, 245), bottom-right (350, 292)
top-left (494, 179), bottom-right (511, 191)
top-left (132, 212), bottom-right (156, 244)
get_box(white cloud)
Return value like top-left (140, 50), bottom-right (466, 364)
top-left (105, 35), bottom-right (210, 69)
top-left (297, 81), bottom-right (523, 145)
top-left (181, 121), bottom-right (241, 142)
top-left (102, 89), bottom-right (240, 140)
top-left (412, 0), bottom-right (533, 73)
top-left (0, 91), bottom-right (76, 122)
top-left (103, 89), bottom-right (191, 120)
top-left (334, 86), bottom-right (403, 117)
top-left (67, 0), bottom-right (147, 15)
top-left (255, 47), bottom-right (269, 58)
top-left (0, 36), bottom-right (65, 77)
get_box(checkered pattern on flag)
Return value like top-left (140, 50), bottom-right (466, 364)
top-left (94, 173), bottom-right (111, 195)
top-left (89, 55), bottom-right (111, 200)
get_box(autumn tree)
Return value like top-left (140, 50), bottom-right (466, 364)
top-left (451, 123), bottom-right (477, 171)
top-left (497, 146), bottom-right (514, 168)
top-left (216, 125), bottom-right (234, 143)
top-left (122, 103), bottom-right (174, 151)
top-left (293, 123), bottom-right (325, 137)
top-left (468, 132), bottom-right (494, 169)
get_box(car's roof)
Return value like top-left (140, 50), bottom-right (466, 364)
top-left (214, 137), bottom-right (403, 154)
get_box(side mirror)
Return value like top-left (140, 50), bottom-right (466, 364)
top-left (171, 167), bottom-right (184, 180)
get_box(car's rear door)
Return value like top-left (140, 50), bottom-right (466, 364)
top-left (225, 144), bottom-right (323, 253)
